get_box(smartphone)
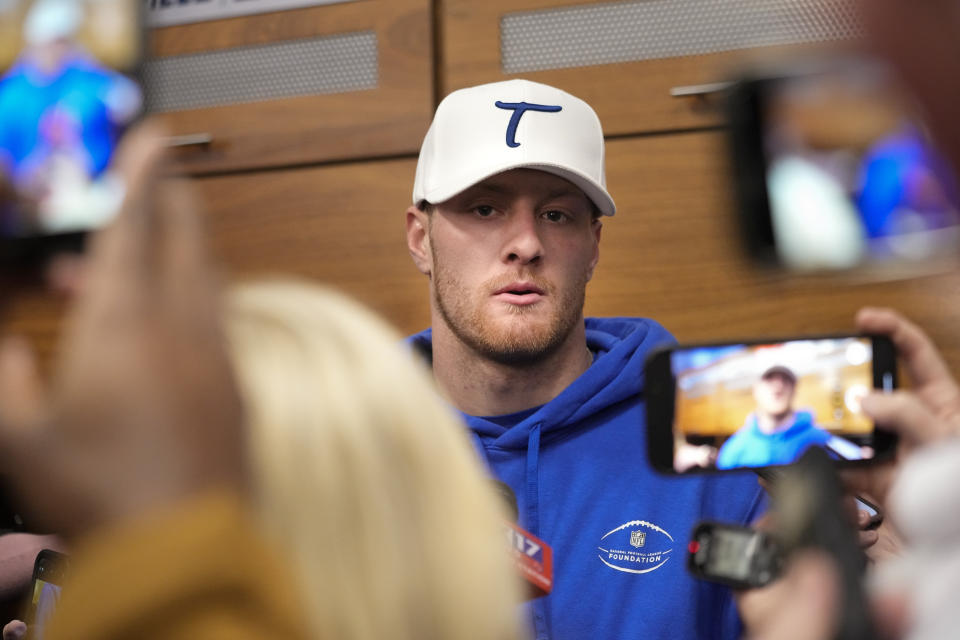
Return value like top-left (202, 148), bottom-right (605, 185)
top-left (25, 549), bottom-right (67, 640)
top-left (645, 334), bottom-right (898, 474)
top-left (727, 57), bottom-right (960, 274)
top-left (0, 0), bottom-right (143, 262)
top-left (687, 521), bottom-right (783, 589)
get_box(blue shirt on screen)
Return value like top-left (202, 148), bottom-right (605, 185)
top-left (716, 410), bottom-right (832, 470)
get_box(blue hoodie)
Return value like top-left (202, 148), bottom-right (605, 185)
top-left (717, 410), bottom-right (832, 470)
top-left (410, 317), bottom-right (766, 640)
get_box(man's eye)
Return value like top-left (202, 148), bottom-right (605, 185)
top-left (474, 205), bottom-right (495, 217)
top-left (543, 210), bottom-right (568, 223)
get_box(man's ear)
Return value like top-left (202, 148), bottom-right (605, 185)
top-left (586, 220), bottom-right (602, 282)
top-left (406, 205), bottom-right (432, 276)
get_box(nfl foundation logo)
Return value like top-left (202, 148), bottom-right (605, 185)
top-left (597, 520), bottom-right (674, 574)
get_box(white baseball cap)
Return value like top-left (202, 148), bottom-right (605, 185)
top-left (413, 79), bottom-right (616, 216)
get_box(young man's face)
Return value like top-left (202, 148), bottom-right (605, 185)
top-left (753, 372), bottom-right (796, 420)
top-left (415, 169), bottom-right (601, 365)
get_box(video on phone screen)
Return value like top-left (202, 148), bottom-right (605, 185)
top-left (29, 578), bottom-right (61, 640)
top-left (670, 337), bottom-right (880, 472)
top-left (0, 0), bottom-right (140, 237)
top-left (764, 67), bottom-right (960, 271)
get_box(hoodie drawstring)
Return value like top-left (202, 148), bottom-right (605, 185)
top-left (526, 423), bottom-right (550, 640)
top-left (525, 424), bottom-right (541, 537)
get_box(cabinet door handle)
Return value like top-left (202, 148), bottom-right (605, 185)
top-left (164, 133), bottom-right (214, 148)
top-left (670, 82), bottom-right (732, 98)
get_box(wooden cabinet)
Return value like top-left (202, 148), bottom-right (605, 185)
top-left (440, 0), bottom-right (860, 136)
top-left (194, 156), bottom-right (431, 334)
top-left (149, 0), bottom-right (433, 174)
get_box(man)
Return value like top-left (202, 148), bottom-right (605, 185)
top-left (717, 365), bottom-right (832, 470)
top-left (405, 79), bottom-right (764, 640)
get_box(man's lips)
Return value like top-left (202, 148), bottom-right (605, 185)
top-left (492, 282), bottom-right (545, 305)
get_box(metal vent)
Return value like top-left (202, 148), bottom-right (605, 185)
top-left (501, 0), bottom-right (863, 73)
top-left (143, 31), bottom-right (378, 113)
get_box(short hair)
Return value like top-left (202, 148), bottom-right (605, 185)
top-left (225, 280), bottom-right (522, 640)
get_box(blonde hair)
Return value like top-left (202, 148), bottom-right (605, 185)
top-left (225, 280), bottom-right (522, 640)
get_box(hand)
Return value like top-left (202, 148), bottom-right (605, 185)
top-left (1, 620), bottom-right (25, 640)
top-left (0, 122), bottom-right (247, 539)
top-left (737, 549), bottom-right (840, 640)
top-left (840, 307), bottom-right (960, 518)
top-left (857, 307), bottom-right (960, 447)
top-left (846, 496), bottom-right (879, 551)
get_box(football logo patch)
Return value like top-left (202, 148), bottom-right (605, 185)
top-left (597, 519), bottom-right (674, 574)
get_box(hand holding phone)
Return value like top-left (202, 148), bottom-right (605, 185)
top-left (0, 0), bottom-right (142, 263)
top-left (727, 58), bottom-right (960, 275)
top-left (646, 334), bottom-right (898, 474)
top-left (24, 549), bottom-right (66, 640)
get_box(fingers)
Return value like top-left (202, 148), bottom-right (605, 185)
top-left (858, 528), bottom-right (880, 549)
top-left (739, 550), bottom-right (840, 640)
top-left (85, 121), bottom-right (169, 293)
top-left (0, 337), bottom-right (46, 431)
top-left (842, 495), bottom-right (880, 548)
top-left (44, 253), bottom-right (88, 298)
top-left (2, 620), bottom-right (26, 640)
top-left (0, 337), bottom-right (50, 492)
top-left (855, 307), bottom-right (956, 392)
top-left (861, 391), bottom-right (947, 445)
top-left (63, 122), bottom-right (171, 344)
top-left (155, 178), bottom-right (217, 315)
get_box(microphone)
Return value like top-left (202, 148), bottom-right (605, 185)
top-left (492, 481), bottom-right (553, 600)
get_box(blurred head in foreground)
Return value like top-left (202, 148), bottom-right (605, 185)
top-left (224, 280), bottom-right (522, 640)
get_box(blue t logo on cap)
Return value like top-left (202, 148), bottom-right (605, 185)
top-left (495, 101), bottom-right (563, 148)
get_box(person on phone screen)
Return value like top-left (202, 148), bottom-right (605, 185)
top-left (0, 0), bottom-right (141, 234)
top-left (717, 365), bottom-right (834, 469)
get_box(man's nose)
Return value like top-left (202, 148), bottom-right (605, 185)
top-left (501, 210), bottom-right (544, 265)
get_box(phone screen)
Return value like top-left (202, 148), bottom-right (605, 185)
top-left (652, 335), bottom-right (897, 473)
top-left (28, 577), bottom-right (61, 640)
top-left (26, 549), bottom-right (67, 640)
top-left (0, 0), bottom-right (141, 240)
top-left (730, 60), bottom-right (960, 273)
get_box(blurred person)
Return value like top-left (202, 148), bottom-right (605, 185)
top-left (225, 280), bottom-right (524, 640)
top-left (0, 124), bottom-right (525, 639)
top-left (739, 308), bottom-right (960, 640)
top-left (854, 308), bottom-right (960, 640)
top-left (717, 365), bottom-right (832, 470)
top-left (405, 78), bottom-right (765, 639)
top-left (2, 279), bottom-right (527, 640)
top-left (0, 123), bottom-right (309, 640)
top-left (729, 0), bottom-right (960, 635)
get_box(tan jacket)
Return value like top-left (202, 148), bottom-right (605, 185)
top-left (47, 491), bottom-right (308, 640)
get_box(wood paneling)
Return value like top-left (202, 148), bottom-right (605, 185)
top-left (194, 157), bottom-right (432, 334)
top-left (440, 0), bottom-right (856, 136)
top-left (587, 132), bottom-right (960, 371)
top-left (150, 0), bottom-right (433, 174)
